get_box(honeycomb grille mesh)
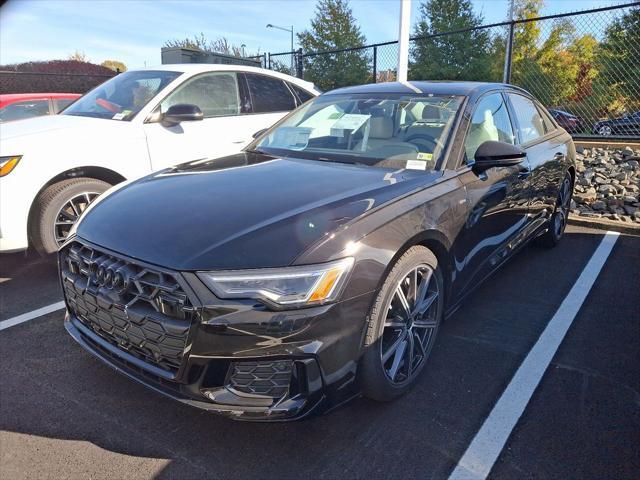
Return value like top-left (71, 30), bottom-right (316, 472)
top-left (60, 241), bottom-right (194, 375)
top-left (228, 360), bottom-right (293, 398)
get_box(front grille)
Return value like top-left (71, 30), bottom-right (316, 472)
top-left (60, 241), bottom-right (195, 376)
top-left (228, 360), bottom-right (293, 398)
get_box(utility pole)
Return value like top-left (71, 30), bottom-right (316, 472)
top-left (397, 0), bottom-right (411, 82)
top-left (503, 0), bottom-right (515, 84)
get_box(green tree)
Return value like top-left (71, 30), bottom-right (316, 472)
top-left (594, 6), bottom-right (640, 114)
top-left (298, 0), bottom-right (369, 90)
top-left (101, 60), bottom-right (127, 73)
top-left (410, 0), bottom-right (492, 81)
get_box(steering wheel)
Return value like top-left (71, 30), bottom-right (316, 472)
top-left (405, 134), bottom-right (439, 153)
top-left (96, 98), bottom-right (123, 113)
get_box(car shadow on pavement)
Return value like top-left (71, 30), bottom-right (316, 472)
top-left (0, 229), bottom-right (631, 480)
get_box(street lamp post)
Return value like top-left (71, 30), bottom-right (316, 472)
top-left (266, 23), bottom-right (294, 75)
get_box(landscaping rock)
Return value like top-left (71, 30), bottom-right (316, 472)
top-left (570, 146), bottom-right (640, 225)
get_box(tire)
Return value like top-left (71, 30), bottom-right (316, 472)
top-left (360, 246), bottom-right (444, 402)
top-left (535, 173), bottom-right (573, 248)
top-left (29, 177), bottom-right (110, 256)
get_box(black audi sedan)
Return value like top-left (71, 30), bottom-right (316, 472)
top-left (59, 81), bottom-right (575, 421)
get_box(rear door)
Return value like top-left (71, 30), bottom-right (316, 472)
top-left (453, 91), bottom-right (532, 297)
top-left (506, 93), bottom-right (568, 224)
top-left (239, 72), bottom-right (299, 134)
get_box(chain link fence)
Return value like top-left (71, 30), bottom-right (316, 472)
top-left (263, 3), bottom-right (639, 138)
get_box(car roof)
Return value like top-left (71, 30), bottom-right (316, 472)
top-left (324, 81), bottom-right (529, 97)
top-left (133, 64), bottom-right (317, 91)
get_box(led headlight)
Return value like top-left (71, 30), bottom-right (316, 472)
top-left (197, 257), bottom-right (354, 309)
top-left (0, 156), bottom-right (22, 177)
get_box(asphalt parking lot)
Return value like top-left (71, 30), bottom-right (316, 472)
top-left (1, 225), bottom-right (638, 479)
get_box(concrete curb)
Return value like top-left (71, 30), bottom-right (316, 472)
top-left (568, 214), bottom-right (640, 235)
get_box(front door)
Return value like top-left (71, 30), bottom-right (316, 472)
top-left (143, 71), bottom-right (261, 170)
top-left (453, 92), bottom-right (531, 298)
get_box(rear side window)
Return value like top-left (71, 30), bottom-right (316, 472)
top-left (464, 93), bottom-right (515, 162)
top-left (537, 104), bottom-right (557, 133)
top-left (161, 72), bottom-right (240, 118)
top-left (0, 99), bottom-right (50, 122)
top-left (289, 83), bottom-right (314, 104)
top-left (245, 73), bottom-right (296, 113)
top-left (508, 93), bottom-right (546, 143)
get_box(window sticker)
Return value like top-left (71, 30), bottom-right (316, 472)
top-left (330, 113), bottom-right (371, 137)
top-left (417, 152), bottom-right (433, 161)
top-left (406, 159), bottom-right (427, 170)
top-left (269, 127), bottom-right (312, 150)
top-left (112, 110), bottom-right (131, 120)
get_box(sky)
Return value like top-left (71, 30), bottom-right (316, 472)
top-left (0, 0), bottom-right (633, 69)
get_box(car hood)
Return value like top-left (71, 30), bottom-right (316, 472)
top-left (0, 113), bottom-right (130, 143)
top-left (76, 152), bottom-right (441, 271)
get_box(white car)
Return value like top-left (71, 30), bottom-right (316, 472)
top-left (0, 64), bottom-right (318, 254)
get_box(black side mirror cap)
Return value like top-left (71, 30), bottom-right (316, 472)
top-left (473, 141), bottom-right (526, 172)
top-left (252, 128), bottom-right (268, 139)
top-left (162, 104), bottom-right (203, 125)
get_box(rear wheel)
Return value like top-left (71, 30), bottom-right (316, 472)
top-left (360, 246), bottom-right (444, 402)
top-left (597, 125), bottom-right (612, 136)
top-left (29, 177), bottom-right (109, 255)
top-left (536, 173), bottom-right (573, 248)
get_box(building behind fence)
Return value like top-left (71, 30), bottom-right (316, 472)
top-left (262, 3), bottom-right (639, 138)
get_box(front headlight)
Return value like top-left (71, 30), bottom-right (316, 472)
top-left (197, 257), bottom-right (355, 309)
top-left (0, 155), bottom-right (22, 177)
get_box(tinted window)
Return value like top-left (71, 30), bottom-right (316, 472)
top-left (464, 93), bottom-right (515, 161)
top-left (161, 72), bottom-right (240, 118)
top-left (508, 93), bottom-right (546, 143)
top-left (289, 83), bottom-right (314, 104)
top-left (0, 99), bottom-right (50, 122)
top-left (245, 74), bottom-right (296, 113)
top-left (54, 98), bottom-right (75, 113)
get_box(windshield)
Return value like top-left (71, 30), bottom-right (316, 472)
top-left (63, 70), bottom-right (181, 121)
top-left (252, 93), bottom-right (464, 170)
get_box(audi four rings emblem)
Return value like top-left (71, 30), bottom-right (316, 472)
top-left (91, 262), bottom-right (129, 292)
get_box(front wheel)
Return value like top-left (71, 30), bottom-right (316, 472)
top-left (29, 177), bottom-right (110, 255)
top-left (597, 125), bottom-right (612, 136)
top-left (360, 246), bottom-right (444, 402)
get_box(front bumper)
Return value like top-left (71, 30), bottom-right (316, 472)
top-left (60, 238), bottom-right (373, 421)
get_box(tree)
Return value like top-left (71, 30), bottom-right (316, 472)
top-left (163, 33), bottom-right (252, 58)
top-left (410, 0), bottom-right (492, 81)
top-left (595, 6), bottom-right (640, 114)
top-left (101, 60), bottom-right (127, 73)
top-left (298, 0), bottom-right (369, 90)
top-left (68, 50), bottom-right (88, 62)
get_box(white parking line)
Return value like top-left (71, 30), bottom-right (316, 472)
top-left (448, 231), bottom-right (620, 480)
top-left (0, 301), bottom-right (66, 332)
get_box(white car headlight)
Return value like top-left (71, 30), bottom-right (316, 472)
top-left (197, 257), bottom-right (354, 309)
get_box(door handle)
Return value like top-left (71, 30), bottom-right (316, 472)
top-left (232, 140), bottom-right (245, 144)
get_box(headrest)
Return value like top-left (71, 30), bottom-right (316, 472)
top-left (369, 116), bottom-right (394, 139)
top-left (421, 104), bottom-right (441, 121)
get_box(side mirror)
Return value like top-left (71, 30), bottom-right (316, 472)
top-left (252, 128), bottom-right (268, 139)
top-left (162, 104), bottom-right (203, 125)
top-left (473, 141), bottom-right (526, 172)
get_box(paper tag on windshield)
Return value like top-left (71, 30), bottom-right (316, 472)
top-left (330, 113), bottom-right (370, 137)
top-left (417, 152), bottom-right (432, 161)
top-left (112, 112), bottom-right (126, 120)
top-left (270, 127), bottom-right (312, 150)
top-left (406, 159), bottom-right (427, 170)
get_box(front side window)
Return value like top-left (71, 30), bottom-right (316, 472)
top-left (464, 93), bottom-right (515, 162)
top-left (161, 72), bottom-right (240, 118)
top-left (508, 93), bottom-right (546, 143)
top-left (251, 93), bottom-right (464, 170)
top-left (63, 70), bottom-right (181, 121)
top-left (245, 74), bottom-right (297, 113)
top-left (0, 99), bottom-right (50, 122)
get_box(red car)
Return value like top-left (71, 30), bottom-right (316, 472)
top-left (0, 93), bottom-right (81, 122)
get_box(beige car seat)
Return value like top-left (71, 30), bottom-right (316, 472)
top-left (465, 109), bottom-right (499, 160)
